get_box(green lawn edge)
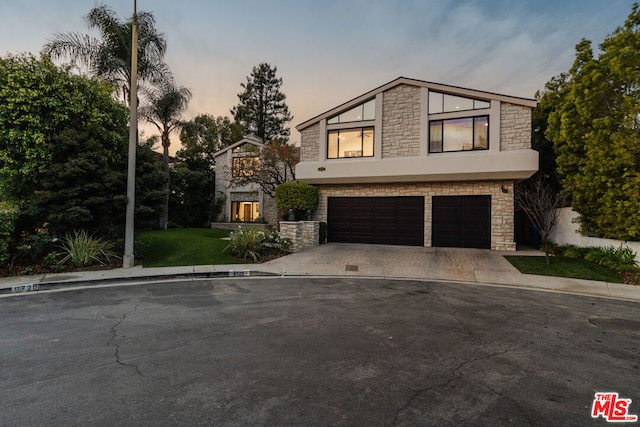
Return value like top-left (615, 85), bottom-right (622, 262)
top-left (504, 255), bottom-right (623, 283)
top-left (138, 228), bottom-right (247, 267)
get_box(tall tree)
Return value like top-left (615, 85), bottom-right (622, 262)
top-left (140, 80), bottom-right (192, 229)
top-left (545, 4), bottom-right (640, 241)
top-left (0, 53), bottom-right (129, 235)
top-left (231, 63), bottom-right (292, 142)
top-left (42, 3), bottom-right (169, 105)
top-left (180, 114), bottom-right (244, 153)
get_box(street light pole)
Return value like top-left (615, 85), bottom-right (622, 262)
top-left (123, 0), bottom-right (138, 268)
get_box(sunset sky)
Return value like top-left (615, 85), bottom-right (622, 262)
top-left (0, 0), bottom-right (636, 148)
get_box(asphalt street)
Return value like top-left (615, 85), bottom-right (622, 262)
top-left (1, 277), bottom-right (639, 426)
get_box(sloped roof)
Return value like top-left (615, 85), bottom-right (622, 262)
top-left (296, 76), bottom-right (538, 131)
top-left (212, 134), bottom-right (264, 158)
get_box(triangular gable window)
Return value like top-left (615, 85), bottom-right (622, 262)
top-left (327, 99), bottom-right (375, 124)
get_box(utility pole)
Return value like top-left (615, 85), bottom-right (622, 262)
top-left (123, 0), bottom-right (138, 268)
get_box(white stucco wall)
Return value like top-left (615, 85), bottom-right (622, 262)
top-left (550, 207), bottom-right (640, 263)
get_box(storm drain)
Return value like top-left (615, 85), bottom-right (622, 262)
top-left (346, 265), bottom-right (359, 272)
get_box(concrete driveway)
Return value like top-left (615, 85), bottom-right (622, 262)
top-left (266, 243), bottom-right (534, 282)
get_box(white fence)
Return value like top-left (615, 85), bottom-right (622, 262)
top-left (550, 207), bottom-right (640, 263)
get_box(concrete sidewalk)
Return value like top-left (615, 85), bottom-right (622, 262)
top-left (1, 243), bottom-right (639, 302)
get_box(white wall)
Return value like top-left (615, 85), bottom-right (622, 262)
top-left (550, 207), bottom-right (640, 263)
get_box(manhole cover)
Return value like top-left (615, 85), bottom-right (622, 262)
top-left (588, 317), bottom-right (640, 337)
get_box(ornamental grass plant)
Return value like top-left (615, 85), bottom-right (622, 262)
top-left (61, 230), bottom-right (117, 267)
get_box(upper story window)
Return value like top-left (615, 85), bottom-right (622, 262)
top-left (429, 91), bottom-right (490, 114)
top-left (327, 99), bottom-right (375, 124)
top-left (232, 143), bottom-right (260, 153)
top-left (429, 116), bottom-right (489, 153)
top-left (232, 155), bottom-right (260, 176)
top-left (328, 127), bottom-right (374, 159)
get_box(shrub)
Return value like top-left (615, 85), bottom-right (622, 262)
top-left (584, 245), bottom-right (639, 272)
top-left (562, 245), bottom-right (590, 259)
top-left (224, 226), bottom-right (291, 262)
top-left (224, 226), bottom-right (266, 262)
top-left (61, 230), bottom-right (117, 267)
top-left (0, 206), bottom-right (18, 266)
top-left (275, 182), bottom-right (318, 219)
top-left (319, 222), bottom-right (327, 244)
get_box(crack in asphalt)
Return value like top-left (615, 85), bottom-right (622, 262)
top-left (391, 348), bottom-right (516, 425)
top-left (108, 302), bottom-right (144, 377)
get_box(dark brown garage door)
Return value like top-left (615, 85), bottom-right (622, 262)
top-left (432, 195), bottom-right (491, 249)
top-left (327, 196), bottom-right (424, 246)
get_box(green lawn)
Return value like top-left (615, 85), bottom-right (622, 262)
top-left (504, 255), bottom-right (624, 283)
top-left (139, 228), bottom-right (246, 267)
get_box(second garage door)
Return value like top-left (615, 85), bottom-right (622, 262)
top-left (432, 195), bottom-right (491, 249)
top-left (327, 196), bottom-right (424, 246)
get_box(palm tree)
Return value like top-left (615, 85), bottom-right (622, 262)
top-left (140, 81), bottom-right (192, 229)
top-left (43, 4), bottom-right (169, 105)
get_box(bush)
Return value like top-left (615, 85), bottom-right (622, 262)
top-left (562, 245), bottom-right (590, 259)
top-left (584, 246), bottom-right (639, 272)
top-left (275, 182), bottom-right (319, 218)
top-left (224, 226), bottom-right (291, 262)
top-left (0, 206), bottom-right (18, 267)
top-left (61, 230), bottom-right (117, 267)
top-left (319, 222), bottom-right (327, 244)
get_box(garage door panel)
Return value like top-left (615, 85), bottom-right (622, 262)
top-left (432, 195), bottom-right (490, 249)
top-left (328, 196), bottom-right (424, 246)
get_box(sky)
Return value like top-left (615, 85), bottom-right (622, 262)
top-left (0, 0), bottom-right (636, 149)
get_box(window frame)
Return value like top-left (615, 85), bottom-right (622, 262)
top-left (428, 115), bottom-right (490, 154)
top-left (327, 99), bottom-right (376, 124)
top-left (232, 155), bottom-right (260, 177)
top-left (327, 127), bottom-right (375, 159)
top-left (428, 91), bottom-right (491, 114)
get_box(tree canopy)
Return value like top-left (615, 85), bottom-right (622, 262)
top-left (543, 3), bottom-right (640, 241)
top-left (43, 4), bottom-right (170, 105)
top-left (231, 63), bottom-right (292, 142)
top-left (0, 53), bottom-right (129, 234)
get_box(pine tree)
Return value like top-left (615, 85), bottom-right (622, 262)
top-left (231, 63), bottom-right (292, 142)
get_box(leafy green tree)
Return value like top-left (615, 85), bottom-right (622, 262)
top-left (180, 114), bottom-right (244, 152)
top-left (545, 4), bottom-right (640, 241)
top-left (43, 4), bottom-right (169, 105)
top-left (135, 137), bottom-right (166, 230)
top-left (231, 63), bottom-right (292, 142)
top-left (140, 80), bottom-right (192, 229)
top-left (0, 54), bottom-right (129, 235)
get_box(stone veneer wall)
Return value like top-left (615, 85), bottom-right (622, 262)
top-left (279, 221), bottom-right (320, 251)
top-left (300, 123), bottom-right (320, 162)
top-left (313, 181), bottom-right (516, 251)
top-left (382, 84), bottom-right (422, 158)
top-left (500, 103), bottom-right (531, 150)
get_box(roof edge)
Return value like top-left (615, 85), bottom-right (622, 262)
top-left (296, 76), bottom-right (538, 131)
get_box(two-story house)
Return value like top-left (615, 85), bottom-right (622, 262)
top-left (213, 134), bottom-right (279, 227)
top-left (295, 77), bottom-right (538, 251)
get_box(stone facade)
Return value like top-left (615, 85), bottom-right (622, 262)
top-left (382, 84), bottom-right (422, 158)
top-left (500, 103), bottom-right (531, 150)
top-left (300, 123), bottom-right (320, 162)
top-left (313, 181), bottom-right (516, 251)
top-left (279, 221), bottom-right (320, 252)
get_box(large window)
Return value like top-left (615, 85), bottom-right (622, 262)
top-left (327, 99), bottom-right (375, 124)
top-left (232, 156), bottom-right (260, 177)
top-left (429, 116), bottom-right (489, 153)
top-left (429, 91), bottom-right (490, 114)
top-left (328, 127), bottom-right (374, 159)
